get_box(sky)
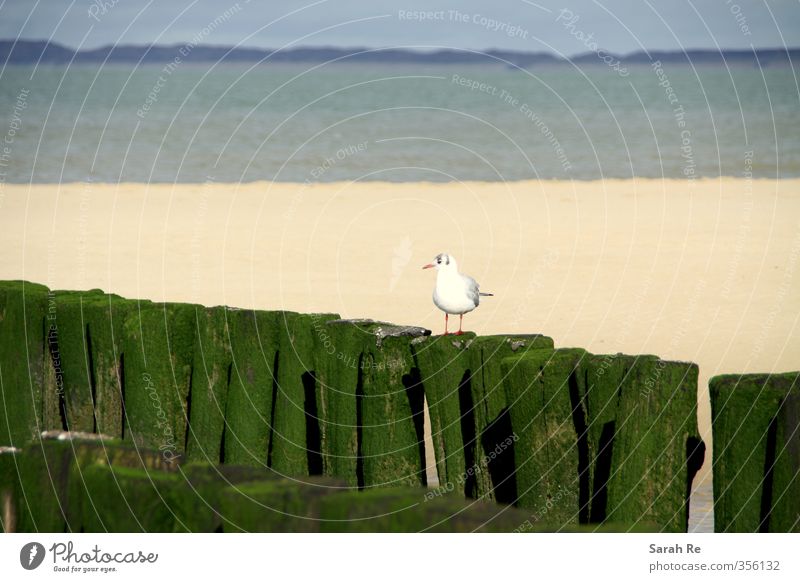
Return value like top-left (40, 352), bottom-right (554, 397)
top-left (0, 0), bottom-right (798, 56)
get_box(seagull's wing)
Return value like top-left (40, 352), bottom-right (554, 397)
top-left (461, 274), bottom-right (481, 307)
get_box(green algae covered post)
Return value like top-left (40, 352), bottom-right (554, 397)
top-left (21, 436), bottom-right (176, 532)
top-left (81, 294), bottom-right (134, 437)
top-left (411, 334), bottom-right (473, 492)
top-left (0, 281), bottom-right (49, 447)
top-left (772, 382), bottom-right (800, 533)
top-left (167, 463), bottom-right (280, 532)
top-left (223, 309), bottom-right (281, 467)
top-left (44, 290), bottom-right (134, 436)
top-left (584, 354), bottom-right (702, 532)
top-left (270, 312), bottom-right (338, 476)
top-left (320, 486), bottom-right (542, 532)
top-left (45, 291), bottom-right (102, 434)
top-left (219, 476), bottom-right (347, 532)
top-left (319, 320), bottom-right (430, 488)
top-left (121, 302), bottom-right (196, 461)
top-left (3, 434), bottom-right (675, 532)
top-left (360, 334), bottom-right (424, 488)
top-left (465, 335), bottom-right (554, 503)
top-left (711, 372), bottom-right (800, 532)
top-left (185, 306), bottom-right (232, 463)
top-left (79, 464), bottom-right (180, 532)
top-left (311, 318), bottom-right (362, 485)
top-left (0, 447), bottom-right (20, 532)
top-left (502, 348), bottom-right (586, 527)
top-left (14, 439), bottom-right (75, 532)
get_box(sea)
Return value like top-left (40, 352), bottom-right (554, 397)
top-left (0, 61), bottom-right (798, 183)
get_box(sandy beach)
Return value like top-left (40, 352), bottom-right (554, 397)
top-left (1, 177), bottom-right (799, 492)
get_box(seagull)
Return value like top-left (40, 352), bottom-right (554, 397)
top-left (422, 252), bottom-right (493, 335)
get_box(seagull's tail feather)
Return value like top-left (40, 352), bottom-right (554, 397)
top-left (479, 292), bottom-right (494, 297)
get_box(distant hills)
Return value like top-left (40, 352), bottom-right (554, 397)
top-left (1, 39), bottom-right (797, 67)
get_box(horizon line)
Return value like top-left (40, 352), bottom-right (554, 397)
top-left (2, 38), bottom-right (798, 61)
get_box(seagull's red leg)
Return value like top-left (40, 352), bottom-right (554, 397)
top-left (444, 313), bottom-right (449, 336)
top-left (455, 314), bottom-right (464, 335)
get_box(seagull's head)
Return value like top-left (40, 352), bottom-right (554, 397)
top-left (422, 252), bottom-right (456, 272)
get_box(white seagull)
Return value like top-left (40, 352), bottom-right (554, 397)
top-left (422, 252), bottom-right (493, 335)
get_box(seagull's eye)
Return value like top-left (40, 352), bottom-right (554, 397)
top-left (436, 259), bottom-right (441, 264)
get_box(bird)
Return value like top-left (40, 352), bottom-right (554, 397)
top-left (422, 252), bottom-right (493, 335)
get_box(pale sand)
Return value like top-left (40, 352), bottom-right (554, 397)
top-left (1, 177), bottom-right (799, 491)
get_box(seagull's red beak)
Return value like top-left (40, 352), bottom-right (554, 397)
top-left (422, 263), bottom-right (434, 270)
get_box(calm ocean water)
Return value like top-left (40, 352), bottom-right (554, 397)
top-left (0, 62), bottom-right (797, 183)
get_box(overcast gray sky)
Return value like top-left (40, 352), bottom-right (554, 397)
top-left (1, 0), bottom-right (798, 55)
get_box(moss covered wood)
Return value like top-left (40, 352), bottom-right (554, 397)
top-left (185, 306), bottom-right (232, 463)
top-left (502, 348), bottom-right (586, 527)
top-left (0, 281), bottom-right (49, 446)
top-left (120, 302), bottom-right (195, 458)
top-left (223, 310), bottom-right (281, 467)
top-left (580, 354), bottom-right (702, 532)
top-left (463, 335), bottom-right (554, 503)
top-left (711, 372), bottom-right (800, 533)
top-left (411, 334), bottom-right (473, 491)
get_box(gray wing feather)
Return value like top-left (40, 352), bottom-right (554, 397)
top-left (461, 274), bottom-right (481, 307)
